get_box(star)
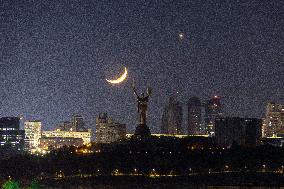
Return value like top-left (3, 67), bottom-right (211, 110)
top-left (178, 32), bottom-right (185, 39)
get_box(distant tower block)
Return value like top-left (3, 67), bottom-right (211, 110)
top-left (263, 102), bottom-right (284, 137)
top-left (71, 115), bottom-right (87, 131)
top-left (24, 120), bottom-right (42, 150)
top-left (96, 113), bottom-right (126, 143)
top-left (188, 97), bottom-right (202, 135)
top-left (205, 96), bottom-right (223, 136)
top-left (161, 97), bottom-right (183, 135)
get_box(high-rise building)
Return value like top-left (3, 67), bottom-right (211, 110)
top-left (263, 102), bottom-right (284, 137)
top-left (96, 113), bottom-right (126, 143)
top-left (161, 97), bottom-right (183, 135)
top-left (187, 97), bottom-right (202, 135)
top-left (215, 117), bottom-right (262, 148)
top-left (71, 115), bottom-right (86, 131)
top-left (205, 96), bottom-right (223, 136)
top-left (24, 120), bottom-right (42, 150)
top-left (0, 117), bottom-right (25, 151)
top-left (57, 121), bottom-right (72, 131)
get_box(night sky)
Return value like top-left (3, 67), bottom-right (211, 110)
top-left (0, 0), bottom-right (283, 133)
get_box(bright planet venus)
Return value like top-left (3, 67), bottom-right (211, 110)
top-left (106, 67), bottom-right (128, 84)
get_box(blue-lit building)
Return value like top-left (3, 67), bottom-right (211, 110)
top-left (0, 117), bottom-right (25, 151)
top-left (161, 97), bottom-right (183, 135)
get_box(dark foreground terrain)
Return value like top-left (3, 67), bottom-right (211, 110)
top-left (41, 172), bottom-right (284, 189)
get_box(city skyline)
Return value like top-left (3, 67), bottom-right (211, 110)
top-left (0, 0), bottom-right (283, 133)
top-left (4, 96), bottom-right (283, 135)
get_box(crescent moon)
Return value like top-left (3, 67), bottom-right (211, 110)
top-left (106, 67), bottom-right (128, 84)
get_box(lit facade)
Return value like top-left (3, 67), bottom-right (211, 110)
top-left (39, 137), bottom-right (83, 151)
top-left (161, 97), bottom-right (183, 135)
top-left (187, 97), bottom-right (202, 135)
top-left (0, 117), bottom-right (25, 151)
top-left (215, 117), bottom-right (262, 148)
top-left (263, 102), bottom-right (284, 137)
top-left (261, 118), bottom-right (266, 137)
top-left (205, 96), bottom-right (223, 136)
top-left (41, 129), bottom-right (91, 144)
top-left (24, 120), bottom-right (42, 149)
top-left (96, 113), bottom-right (126, 143)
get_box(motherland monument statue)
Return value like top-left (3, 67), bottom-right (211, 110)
top-left (132, 79), bottom-right (152, 137)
